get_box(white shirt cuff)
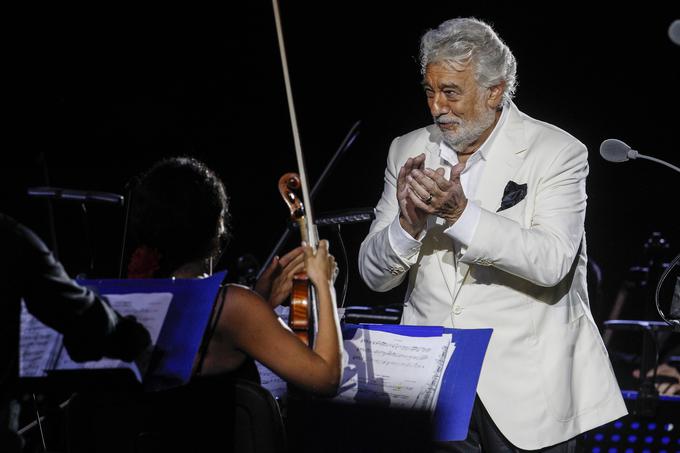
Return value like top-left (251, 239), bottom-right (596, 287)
top-left (388, 215), bottom-right (423, 261)
top-left (444, 201), bottom-right (481, 249)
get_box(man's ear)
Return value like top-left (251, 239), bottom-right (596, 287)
top-left (487, 81), bottom-right (506, 109)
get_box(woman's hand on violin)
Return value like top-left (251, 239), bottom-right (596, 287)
top-left (303, 240), bottom-right (336, 288)
top-left (254, 246), bottom-right (305, 308)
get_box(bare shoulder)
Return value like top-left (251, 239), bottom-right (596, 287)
top-left (222, 284), bottom-right (272, 316)
top-left (219, 284), bottom-right (282, 337)
top-left (224, 283), bottom-right (263, 303)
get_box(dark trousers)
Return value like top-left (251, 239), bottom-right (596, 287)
top-left (434, 397), bottom-right (580, 452)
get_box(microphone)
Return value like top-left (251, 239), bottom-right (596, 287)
top-left (670, 19), bottom-right (680, 46)
top-left (599, 139), bottom-right (680, 174)
top-left (599, 138), bottom-right (639, 162)
top-left (27, 186), bottom-right (125, 206)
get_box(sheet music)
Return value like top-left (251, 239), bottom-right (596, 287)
top-left (255, 362), bottom-right (288, 400)
top-left (428, 337), bottom-right (456, 412)
top-left (333, 328), bottom-right (454, 411)
top-left (108, 292), bottom-right (171, 337)
top-left (19, 301), bottom-right (63, 377)
top-left (52, 292), bottom-right (172, 380)
top-left (254, 308), bottom-right (457, 409)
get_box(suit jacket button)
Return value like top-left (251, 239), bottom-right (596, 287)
top-left (388, 265), bottom-right (402, 276)
top-left (453, 306), bottom-right (463, 315)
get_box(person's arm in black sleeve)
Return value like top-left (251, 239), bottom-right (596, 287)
top-left (13, 217), bottom-right (150, 362)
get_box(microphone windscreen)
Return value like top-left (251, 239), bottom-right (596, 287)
top-left (670, 19), bottom-right (680, 46)
top-left (600, 139), bottom-right (631, 163)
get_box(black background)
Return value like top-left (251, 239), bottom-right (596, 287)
top-left (4, 3), bottom-right (679, 323)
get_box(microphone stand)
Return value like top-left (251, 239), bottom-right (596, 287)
top-left (79, 202), bottom-right (95, 277)
top-left (634, 154), bottom-right (680, 174)
top-left (118, 181), bottom-right (136, 278)
top-left (255, 120), bottom-right (361, 281)
top-left (37, 153), bottom-right (59, 259)
top-left (28, 186), bottom-right (125, 278)
top-left (600, 141), bottom-right (680, 329)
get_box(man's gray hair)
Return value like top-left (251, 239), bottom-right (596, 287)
top-left (419, 18), bottom-right (517, 107)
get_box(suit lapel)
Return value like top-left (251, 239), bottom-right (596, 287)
top-left (474, 103), bottom-right (528, 213)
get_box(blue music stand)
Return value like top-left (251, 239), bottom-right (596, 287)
top-left (76, 271), bottom-right (226, 391)
top-left (344, 324), bottom-right (492, 441)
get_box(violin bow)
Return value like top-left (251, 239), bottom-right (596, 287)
top-left (271, 0), bottom-right (318, 249)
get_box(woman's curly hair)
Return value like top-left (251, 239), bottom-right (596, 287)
top-left (128, 156), bottom-right (230, 278)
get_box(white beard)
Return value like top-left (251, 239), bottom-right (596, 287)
top-left (437, 105), bottom-right (497, 152)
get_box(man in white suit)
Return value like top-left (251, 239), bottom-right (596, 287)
top-left (358, 17), bottom-right (626, 451)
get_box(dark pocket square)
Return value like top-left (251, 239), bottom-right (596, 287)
top-left (497, 181), bottom-right (527, 212)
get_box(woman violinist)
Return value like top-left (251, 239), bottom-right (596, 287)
top-left (128, 156), bottom-right (342, 395)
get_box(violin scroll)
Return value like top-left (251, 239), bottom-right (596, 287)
top-left (278, 173), bottom-right (309, 244)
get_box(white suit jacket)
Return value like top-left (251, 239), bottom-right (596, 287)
top-left (358, 102), bottom-right (626, 449)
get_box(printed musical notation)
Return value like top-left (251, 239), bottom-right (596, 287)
top-left (20, 303), bottom-right (62, 377)
top-left (20, 292), bottom-right (172, 381)
top-left (333, 328), bottom-right (455, 411)
top-left (254, 311), bottom-right (458, 415)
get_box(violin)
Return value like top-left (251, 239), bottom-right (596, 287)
top-left (278, 174), bottom-right (317, 346)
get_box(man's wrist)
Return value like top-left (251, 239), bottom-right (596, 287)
top-left (442, 200), bottom-right (468, 227)
top-left (399, 215), bottom-right (423, 239)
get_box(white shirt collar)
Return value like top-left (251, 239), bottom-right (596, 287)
top-left (439, 105), bottom-right (510, 166)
